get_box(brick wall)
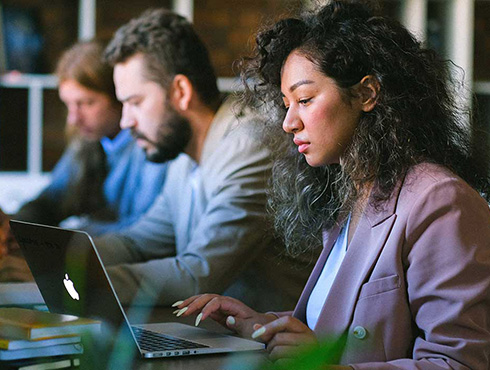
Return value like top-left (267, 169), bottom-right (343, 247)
top-left (2, 0), bottom-right (490, 172)
top-left (193, 0), bottom-right (304, 77)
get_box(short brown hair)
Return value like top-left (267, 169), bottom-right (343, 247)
top-left (104, 8), bottom-right (220, 109)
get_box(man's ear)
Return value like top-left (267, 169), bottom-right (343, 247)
top-left (170, 74), bottom-right (193, 112)
top-left (357, 75), bottom-right (380, 112)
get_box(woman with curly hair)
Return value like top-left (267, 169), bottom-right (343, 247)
top-left (174, 1), bottom-right (490, 368)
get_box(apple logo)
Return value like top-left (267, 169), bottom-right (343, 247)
top-left (63, 273), bottom-right (80, 300)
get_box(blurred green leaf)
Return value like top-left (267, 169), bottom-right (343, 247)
top-left (260, 335), bottom-right (345, 370)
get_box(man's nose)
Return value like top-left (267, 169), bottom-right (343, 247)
top-left (119, 106), bottom-right (136, 130)
top-left (66, 107), bottom-right (81, 126)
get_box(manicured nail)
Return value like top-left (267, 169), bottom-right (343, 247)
top-left (172, 309), bottom-right (180, 314)
top-left (195, 313), bottom-right (203, 327)
top-left (172, 300), bottom-right (184, 307)
top-left (226, 316), bottom-right (235, 326)
top-left (251, 326), bottom-right (266, 339)
top-left (176, 307), bottom-right (188, 317)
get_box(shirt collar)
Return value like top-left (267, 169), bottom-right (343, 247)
top-left (100, 129), bottom-right (132, 156)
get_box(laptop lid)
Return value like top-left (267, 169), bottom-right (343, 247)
top-left (9, 220), bottom-right (134, 334)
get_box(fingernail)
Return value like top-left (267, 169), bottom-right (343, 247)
top-left (172, 309), bottom-right (180, 314)
top-left (172, 300), bottom-right (184, 307)
top-left (176, 307), bottom-right (188, 317)
top-left (226, 316), bottom-right (235, 326)
top-left (195, 313), bottom-right (203, 327)
top-left (251, 326), bottom-right (266, 339)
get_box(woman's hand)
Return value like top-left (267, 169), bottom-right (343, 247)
top-left (251, 315), bottom-right (317, 361)
top-left (0, 255), bottom-right (34, 282)
top-left (174, 294), bottom-right (319, 361)
top-left (172, 294), bottom-right (276, 338)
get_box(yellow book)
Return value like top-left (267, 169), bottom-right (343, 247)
top-left (0, 308), bottom-right (100, 340)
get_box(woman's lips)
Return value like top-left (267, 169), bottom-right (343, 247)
top-left (293, 138), bottom-right (309, 153)
top-left (297, 143), bottom-right (309, 153)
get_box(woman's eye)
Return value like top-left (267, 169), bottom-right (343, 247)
top-left (299, 98), bottom-right (311, 105)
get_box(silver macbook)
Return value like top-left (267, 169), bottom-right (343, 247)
top-left (10, 220), bottom-right (264, 358)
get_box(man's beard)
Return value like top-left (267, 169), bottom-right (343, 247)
top-left (131, 103), bottom-right (192, 163)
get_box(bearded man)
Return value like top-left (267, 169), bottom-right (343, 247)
top-left (90, 8), bottom-right (314, 311)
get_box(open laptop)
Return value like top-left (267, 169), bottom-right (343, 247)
top-left (10, 220), bottom-right (264, 358)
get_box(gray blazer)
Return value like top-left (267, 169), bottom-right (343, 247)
top-left (95, 98), bottom-right (314, 311)
top-left (286, 163), bottom-right (490, 369)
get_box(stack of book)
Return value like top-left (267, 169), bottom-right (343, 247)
top-left (0, 307), bottom-right (101, 369)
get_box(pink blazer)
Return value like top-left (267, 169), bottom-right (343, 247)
top-left (287, 163), bottom-right (490, 369)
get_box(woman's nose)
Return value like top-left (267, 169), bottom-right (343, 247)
top-left (282, 106), bottom-right (302, 134)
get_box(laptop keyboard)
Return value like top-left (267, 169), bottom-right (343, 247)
top-left (132, 326), bottom-right (210, 352)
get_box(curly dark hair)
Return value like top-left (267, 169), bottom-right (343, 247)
top-left (241, 0), bottom-right (490, 255)
top-left (104, 8), bottom-right (220, 109)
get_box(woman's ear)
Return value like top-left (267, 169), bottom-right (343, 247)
top-left (357, 75), bottom-right (380, 112)
top-left (170, 74), bottom-right (193, 112)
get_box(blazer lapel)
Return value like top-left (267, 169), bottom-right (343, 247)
top-left (312, 183), bottom-right (403, 337)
